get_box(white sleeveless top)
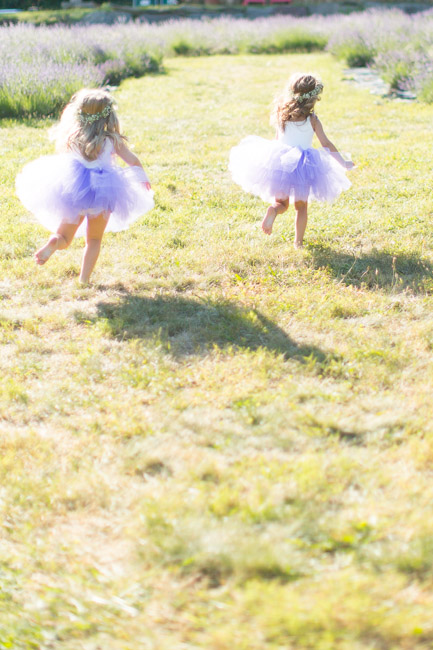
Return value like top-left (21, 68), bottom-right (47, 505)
top-left (278, 116), bottom-right (314, 149)
top-left (72, 139), bottom-right (114, 169)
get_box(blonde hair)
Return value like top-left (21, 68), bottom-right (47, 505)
top-left (54, 88), bottom-right (126, 161)
top-left (271, 73), bottom-right (323, 131)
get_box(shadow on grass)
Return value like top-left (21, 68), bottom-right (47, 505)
top-left (306, 244), bottom-right (433, 293)
top-left (86, 293), bottom-right (328, 362)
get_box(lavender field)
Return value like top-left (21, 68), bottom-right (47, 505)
top-left (0, 23), bottom-right (163, 117)
top-left (1, 8), bottom-right (433, 118)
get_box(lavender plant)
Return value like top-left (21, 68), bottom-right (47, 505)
top-left (0, 23), bottom-right (164, 118)
top-left (0, 61), bottom-right (104, 117)
top-left (326, 9), bottom-right (433, 98)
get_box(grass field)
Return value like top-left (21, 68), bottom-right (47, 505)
top-left (2, 52), bottom-right (433, 649)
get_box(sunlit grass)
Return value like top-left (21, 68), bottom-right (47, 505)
top-left (1, 53), bottom-right (433, 648)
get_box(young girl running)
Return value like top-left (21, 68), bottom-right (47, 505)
top-left (16, 88), bottom-right (154, 283)
top-left (229, 73), bottom-right (354, 248)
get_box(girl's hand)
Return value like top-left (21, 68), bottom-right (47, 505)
top-left (345, 160), bottom-right (355, 170)
top-left (142, 182), bottom-right (151, 191)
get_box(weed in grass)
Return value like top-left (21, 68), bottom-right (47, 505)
top-left (393, 536), bottom-right (433, 579)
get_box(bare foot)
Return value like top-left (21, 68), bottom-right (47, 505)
top-left (35, 240), bottom-right (57, 265)
top-left (294, 241), bottom-right (304, 250)
top-left (262, 206), bottom-right (277, 235)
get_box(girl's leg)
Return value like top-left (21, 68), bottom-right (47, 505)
top-left (35, 217), bottom-right (84, 265)
top-left (262, 198), bottom-right (289, 235)
top-left (79, 212), bottom-right (109, 284)
top-left (294, 200), bottom-right (308, 248)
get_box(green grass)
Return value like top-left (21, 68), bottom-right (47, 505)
top-left (0, 6), bottom-right (96, 25)
top-left (0, 2), bottom-right (362, 25)
top-left (0, 3), bottom-right (189, 25)
top-left (1, 52), bottom-right (433, 648)
top-left (0, 0), bottom-right (406, 25)
top-left (0, 4), bottom-right (224, 25)
top-left (331, 39), bottom-right (376, 67)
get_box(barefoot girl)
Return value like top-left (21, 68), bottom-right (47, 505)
top-left (229, 73), bottom-right (354, 247)
top-left (16, 88), bottom-right (154, 283)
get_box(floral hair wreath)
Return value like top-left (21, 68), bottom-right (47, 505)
top-left (293, 85), bottom-right (323, 103)
top-left (78, 103), bottom-right (112, 125)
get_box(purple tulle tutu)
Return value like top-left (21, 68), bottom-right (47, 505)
top-left (16, 141), bottom-right (154, 237)
top-left (229, 135), bottom-right (351, 203)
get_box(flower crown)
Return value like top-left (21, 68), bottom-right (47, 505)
top-left (293, 85), bottom-right (322, 103)
top-left (78, 103), bottom-right (112, 125)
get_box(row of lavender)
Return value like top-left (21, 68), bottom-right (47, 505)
top-left (1, 9), bottom-right (433, 118)
top-left (329, 8), bottom-right (433, 101)
top-left (0, 23), bottom-right (164, 118)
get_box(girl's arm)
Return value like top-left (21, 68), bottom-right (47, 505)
top-left (115, 139), bottom-right (151, 190)
top-left (311, 114), bottom-right (354, 169)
